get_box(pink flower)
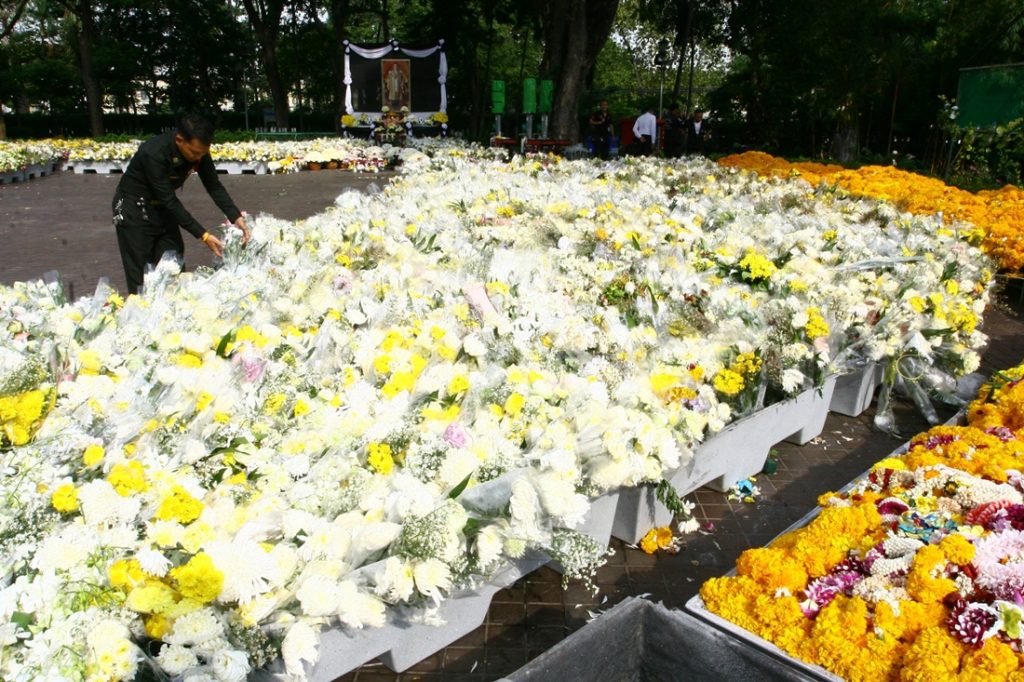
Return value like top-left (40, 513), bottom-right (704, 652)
top-left (443, 422), bottom-right (468, 449)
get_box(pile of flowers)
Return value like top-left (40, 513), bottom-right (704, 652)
top-left (0, 154), bottom-right (995, 679)
top-left (719, 151), bottom-right (1024, 272)
top-left (702, 362), bottom-right (1024, 681)
top-left (3, 136), bottom-right (500, 176)
top-left (0, 140), bottom-right (64, 174)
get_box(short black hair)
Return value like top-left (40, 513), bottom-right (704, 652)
top-left (178, 114), bottom-right (215, 145)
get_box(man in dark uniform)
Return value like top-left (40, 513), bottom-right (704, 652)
top-left (112, 114), bottom-right (250, 295)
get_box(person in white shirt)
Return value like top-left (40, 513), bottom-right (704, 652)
top-left (632, 106), bottom-right (658, 156)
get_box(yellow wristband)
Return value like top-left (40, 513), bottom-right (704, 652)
top-left (201, 232), bottom-right (211, 243)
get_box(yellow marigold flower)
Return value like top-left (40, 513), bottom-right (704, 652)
top-left (736, 547), bottom-right (808, 591)
top-left (0, 388), bottom-right (49, 445)
top-left (899, 626), bottom-right (963, 681)
top-left (126, 580), bottom-right (178, 614)
top-left (738, 250), bottom-right (777, 281)
top-left (51, 483), bottom-right (79, 513)
top-left (367, 442), bottom-right (394, 475)
top-left (655, 526), bottom-right (675, 550)
top-left (939, 533), bottom-right (975, 565)
top-left (83, 444), bottom-right (105, 467)
top-left (639, 528), bottom-right (660, 554)
top-left (713, 368), bottom-right (745, 396)
top-left (732, 352), bottom-right (762, 376)
top-left (700, 575), bottom-right (765, 634)
top-left (144, 614), bottom-right (171, 639)
top-left (108, 461), bottom-right (149, 496)
top-left (154, 485), bottom-right (204, 524)
top-left (108, 558), bottom-right (146, 591)
top-left (170, 552), bottom-right (223, 604)
top-left (805, 307), bottom-right (830, 340)
top-left (292, 398), bottom-right (310, 417)
top-left (907, 544), bottom-right (958, 603)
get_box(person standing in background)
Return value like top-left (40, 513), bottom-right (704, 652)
top-left (664, 103), bottom-right (686, 158)
top-left (588, 100), bottom-right (614, 160)
top-left (685, 109), bottom-right (712, 156)
top-left (632, 105), bottom-right (658, 156)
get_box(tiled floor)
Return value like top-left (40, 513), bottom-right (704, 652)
top-left (340, 288), bottom-right (1024, 682)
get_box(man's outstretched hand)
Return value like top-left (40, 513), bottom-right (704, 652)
top-left (234, 215), bottom-right (251, 245)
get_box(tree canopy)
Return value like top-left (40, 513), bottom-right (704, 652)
top-left (0, 0), bottom-right (1021, 166)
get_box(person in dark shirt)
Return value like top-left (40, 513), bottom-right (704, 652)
top-left (663, 103), bottom-right (686, 158)
top-left (685, 109), bottom-right (711, 156)
top-left (588, 100), bottom-right (614, 160)
top-left (112, 114), bottom-right (250, 294)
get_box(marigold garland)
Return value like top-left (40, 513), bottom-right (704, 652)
top-left (701, 362), bottom-right (1024, 681)
top-left (719, 151), bottom-right (1024, 272)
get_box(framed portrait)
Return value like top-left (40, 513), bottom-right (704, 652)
top-left (381, 59), bottom-right (412, 110)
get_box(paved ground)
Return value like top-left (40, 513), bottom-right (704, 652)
top-left (2, 170), bottom-right (1022, 681)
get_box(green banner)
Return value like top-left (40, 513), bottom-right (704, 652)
top-left (539, 80), bottom-right (553, 113)
top-left (492, 80), bottom-right (505, 115)
top-left (957, 64), bottom-right (1024, 128)
top-left (522, 78), bottom-right (537, 114)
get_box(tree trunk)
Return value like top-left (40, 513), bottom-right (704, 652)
top-left (832, 111), bottom-right (859, 163)
top-left (70, 0), bottom-right (104, 137)
top-left (241, 0), bottom-right (289, 129)
top-left (329, 0), bottom-right (350, 132)
top-left (261, 42), bottom-right (290, 129)
top-left (541, 0), bottom-right (619, 141)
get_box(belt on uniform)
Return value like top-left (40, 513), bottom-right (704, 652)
top-left (118, 191), bottom-right (163, 207)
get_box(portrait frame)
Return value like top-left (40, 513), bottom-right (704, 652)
top-left (381, 59), bottom-right (412, 111)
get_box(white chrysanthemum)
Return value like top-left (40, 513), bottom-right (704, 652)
top-left (296, 575), bottom-right (342, 617)
top-left (413, 558), bottom-right (452, 602)
top-left (86, 618), bottom-right (139, 680)
top-left (781, 368), bottom-right (806, 394)
top-left (475, 523), bottom-right (505, 569)
top-left (205, 539), bottom-right (281, 604)
top-left (135, 547), bottom-right (171, 577)
top-left (78, 479), bottom-right (141, 526)
top-left (156, 643), bottom-right (199, 676)
top-left (375, 556), bottom-right (415, 602)
top-left (210, 648), bottom-right (250, 682)
top-left (462, 333), bottom-right (488, 357)
top-left (336, 581), bottom-right (387, 628)
top-left (281, 621), bottom-right (320, 678)
top-left (165, 608), bottom-right (223, 647)
top-left (31, 523), bottom-right (97, 572)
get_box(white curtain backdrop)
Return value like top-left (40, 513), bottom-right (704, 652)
top-left (343, 39), bottom-right (447, 115)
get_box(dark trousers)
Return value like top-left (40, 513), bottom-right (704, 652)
top-left (593, 134), bottom-right (610, 160)
top-left (639, 135), bottom-right (653, 156)
top-left (112, 192), bottom-right (185, 295)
